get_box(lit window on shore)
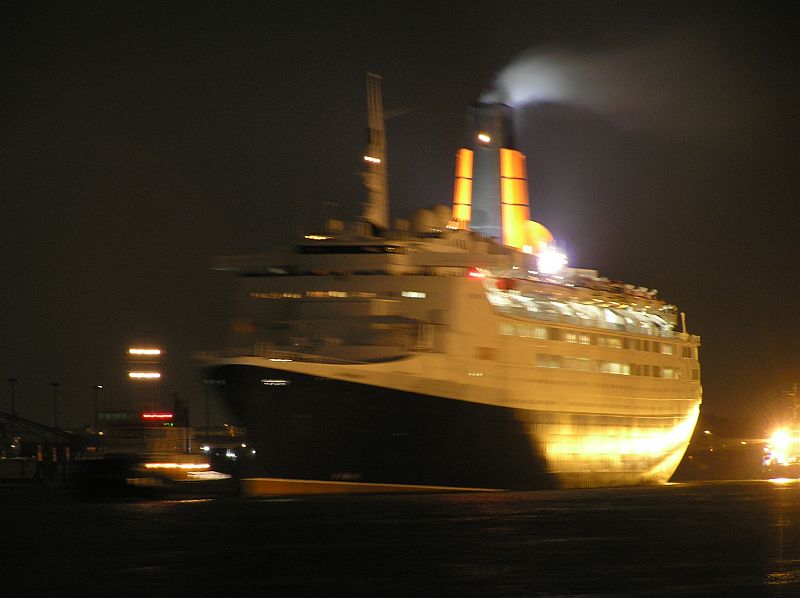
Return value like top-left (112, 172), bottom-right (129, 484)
top-left (660, 343), bottom-right (674, 355)
top-left (662, 367), bottom-right (674, 379)
top-left (251, 292), bottom-right (302, 299)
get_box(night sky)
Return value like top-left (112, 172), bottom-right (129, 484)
top-left (3, 3), bottom-right (797, 431)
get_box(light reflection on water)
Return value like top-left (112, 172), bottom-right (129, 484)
top-left (0, 480), bottom-right (798, 596)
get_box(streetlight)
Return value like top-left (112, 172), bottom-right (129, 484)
top-left (7, 378), bottom-right (17, 417)
top-left (93, 385), bottom-right (103, 430)
top-left (50, 382), bottom-right (60, 429)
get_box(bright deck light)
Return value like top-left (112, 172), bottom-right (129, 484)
top-left (364, 155), bottom-right (381, 164)
top-left (477, 133), bottom-right (491, 143)
top-left (537, 247), bottom-right (568, 274)
top-left (129, 348), bottom-right (161, 356)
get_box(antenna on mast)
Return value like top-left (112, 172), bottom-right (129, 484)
top-left (361, 72), bottom-right (389, 231)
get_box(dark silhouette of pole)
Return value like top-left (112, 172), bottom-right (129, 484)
top-left (50, 382), bottom-right (60, 429)
top-left (93, 385), bottom-right (103, 430)
top-left (203, 381), bottom-right (211, 441)
top-left (7, 377), bottom-right (17, 417)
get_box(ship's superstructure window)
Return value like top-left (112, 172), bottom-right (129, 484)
top-left (306, 290), bottom-right (348, 298)
top-left (250, 291), bottom-right (379, 299)
top-left (497, 322), bottom-right (700, 364)
top-left (297, 244), bottom-right (405, 254)
top-left (600, 362), bottom-right (631, 375)
top-left (537, 354), bottom-right (561, 368)
top-left (485, 286), bottom-right (676, 337)
top-left (562, 356), bottom-right (595, 371)
top-left (597, 335), bottom-right (622, 348)
top-left (251, 292), bottom-right (302, 299)
top-left (500, 322), bottom-right (550, 339)
top-left (530, 354), bottom-right (689, 380)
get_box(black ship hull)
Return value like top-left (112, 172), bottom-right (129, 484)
top-left (208, 364), bottom-right (558, 490)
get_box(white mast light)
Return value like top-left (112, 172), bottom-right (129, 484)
top-left (537, 247), bottom-right (568, 274)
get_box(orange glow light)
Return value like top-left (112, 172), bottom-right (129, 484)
top-left (144, 462), bottom-right (210, 470)
top-left (129, 348), bottom-right (161, 355)
top-left (129, 372), bottom-right (161, 379)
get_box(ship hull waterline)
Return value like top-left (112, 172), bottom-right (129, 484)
top-left (208, 364), bottom-right (698, 495)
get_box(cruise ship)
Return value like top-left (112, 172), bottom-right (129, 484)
top-left (201, 74), bottom-right (702, 492)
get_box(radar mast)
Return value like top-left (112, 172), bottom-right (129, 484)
top-left (361, 72), bottom-right (389, 231)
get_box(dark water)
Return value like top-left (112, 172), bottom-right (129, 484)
top-left (1, 481), bottom-right (798, 596)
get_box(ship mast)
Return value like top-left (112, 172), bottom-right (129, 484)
top-left (361, 72), bottom-right (389, 231)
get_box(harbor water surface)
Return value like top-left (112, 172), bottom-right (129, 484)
top-left (1, 480), bottom-right (798, 596)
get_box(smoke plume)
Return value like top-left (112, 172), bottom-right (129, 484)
top-left (481, 29), bottom-right (760, 137)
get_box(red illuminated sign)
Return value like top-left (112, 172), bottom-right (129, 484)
top-left (142, 412), bottom-right (173, 420)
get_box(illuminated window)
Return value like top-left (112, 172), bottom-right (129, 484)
top-left (660, 343), bottom-right (674, 355)
top-left (401, 291), bottom-right (427, 299)
top-left (536, 354), bottom-right (561, 368)
top-left (563, 331), bottom-right (578, 343)
top-left (598, 336), bottom-right (622, 348)
top-left (500, 322), bottom-right (514, 336)
top-left (306, 290), bottom-right (348, 298)
top-left (662, 368), bottom-right (674, 379)
top-left (600, 362), bottom-right (630, 375)
top-left (578, 333), bottom-right (591, 345)
top-left (534, 327), bottom-right (548, 340)
top-left (563, 356), bottom-right (595, 371)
